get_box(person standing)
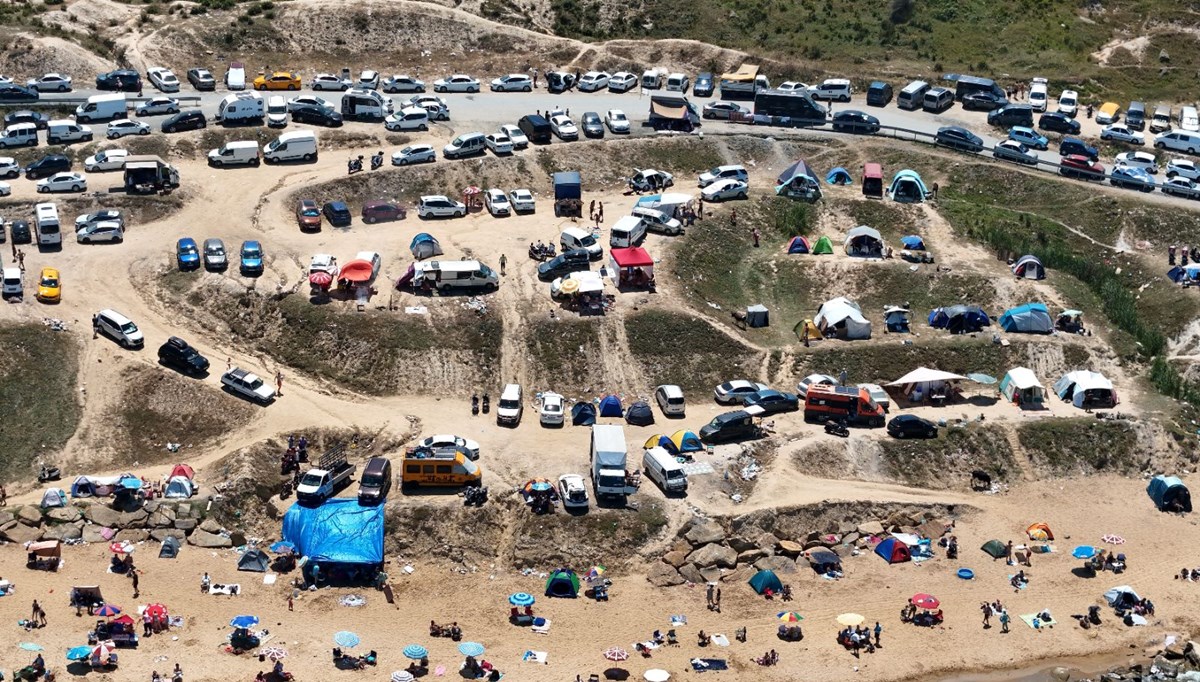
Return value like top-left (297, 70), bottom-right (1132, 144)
top-left (706, 583), bottom-right (715, 610)
top-left (1004, 540), bottom-right (1014, 564)
top-left (287, 595), bottom-right (294, 612)
top-left (588, 199), bottom-right (595, 221)
top-left (499, 254), bottom-right (507, 276)
top-left (999, 610), bottom-right (1010, 633)
top-left (752, 227), bottom-right (760, 248)
top-left (1170, 244), bottom-right (1177, 265)
top-left (873, 621), bottom-right (881, 647)
top-left (597, 202), bottom-right (604, 224)
top-left (697, 196), bottom-right (704, 221)
top-left (131, 568), bottom-right (140, 599)
top-left (0, 484), bottom-right (6, 506)
top-left (31, 599), bottom-right (40, 624)
top-left (730, 207), bottom-right (737, 227)
top-left (275, 371), bottom-right (284, 396)
top-left (714, 588), bottom-right (722, 613)
top-left (981, 601), bottom-right (992, 628)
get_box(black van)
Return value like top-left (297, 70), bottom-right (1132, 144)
top-left (699, 410), bottom-right (759, 444)
top-left (518, 114), bottom-right (552, 144)
top-left (357, 457), bottom-right (392, 505)
top-left (866, 81), bottom-right (893, 107)
top-left (987, 103), bottom-right (1034, 128)
top-left (1126, 101), bottom-right (1146, 131)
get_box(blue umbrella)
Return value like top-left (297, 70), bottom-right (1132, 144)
top-left (66, 646), bottom-right (92, 661)
top-left (1072, 545), bottom-right (1097, 559)
top-left (531, 481), bottom-right (552, 492)
top-left (95, 604), bottom-right (121, 617)
top-left (269, 540), bottom-right (296, 554)
top-left (19, 643), bottom-right (43, 652)
top-left (118, 476), bottom-right (143, 490)
top-left (402, 644), bottom-right (428, 660)
top-left (334, 631), bottom-right (360, 648)
top-left (458, 642), bottom-right (485, 657)
top-left (230, 615), bottom-right (259, 629)
top-left (509, 592), bottom-right (535, 607)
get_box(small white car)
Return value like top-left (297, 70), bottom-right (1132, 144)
top-left (857, 383), bottom-right (890, 411)
top-left (384, 107), bottom-right (431, 131)
top-left (357, 70), bottom-right (380, 90)
top-left (417, 195), bottom-right (466, 218)
top-left (509, 188), bottom-right (535, 212)
top-left (485, 133), bottom-right (514, 155)
top-left (701, 178), bottom-right (749, 201)
top-left (27, 73), bottom-right (72, 92)
top-left (310, 73), bottom-right (351, 91)
top-left (550, 114), bottom-right (578, 140)
top-left (777, 81), bottom-right (810, 94)
top-left (76, 221), bottom-right (124, 243)
top-left (629, 168), bottom-right (674, 192)
top-left (419, 102), bottom-right (450, 121)
top-left (0, 181), bottom-right (9, 197)
top-left (433, 75), bottom-right (480, 93)
top-left (221, 368), bottom-right (276, 405)
top-left (0, 75), bottom-right (11, 85)
top-left (608, 72), bottom-right (638, 93)
top-left (1057, 89), bottom-right (1078, 117)
top-left (550, 270), bottom-right (603, 298)
top-left (84, 149), bottom-right (128, 172)
top-left (37, 172), bottom-right (86, 193)
top-left (0, 156), bottom-right (20, 178)
top-left (419, 434), bottom-right (480, 460)
top-left (714, 379), bottom-right (769, 404)
top-left (1114, 150), bottom-right (1159, 174)
top-left (391, 144), bottom-right (436, 166)
top-left (1029, 77), bottom-right (1048, 112)
top-left (1100, 124), bottom-right (1145, 145)
top-left (1162, 177), bottom-right (1200, 200)
top-left (135, 97), bottom-right (180, 116)
top-left (796, 373), bottom-right (839, 398)
top-left (408, 94), bottom-right (447, 109)
top-left (286, 95), bottom-right (334, 112)
top-left (1166, 159), bottom-right (1200, 180)
top-left (76, 210), bottom-right (125, 230)
top-left (484, 188), bottom-right (511, 216)
top-left (500, 124), bottom-right (528, 148)
top-left (558, 474), bottom-right (589, 509)
top-left (605, 109), bottom-right (630, 134)
top-left (147, 67), bottom-right (180, 93)
top-left (578, 71), bottom-right (610, 92)
top-left (107, 118), bottom-right (151, 139)
top-left (540, 392), bottom-right (565, 426)
top-left (382, 75), bottom-right (425, 93)
top-left (698, 164), bottom-right (749, 188)
top-left (490, 74), bottom-right (532, 92)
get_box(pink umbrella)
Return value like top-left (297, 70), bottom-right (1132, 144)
top-left (603, 647), bottom-right (629, 662)
top-left (913, 593), bottom-right (940, 610)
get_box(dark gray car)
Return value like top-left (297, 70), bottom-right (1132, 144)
top-left (581, 111), bottom-right (604, 138)
top-left (203, 238), bottom-right (227, 270)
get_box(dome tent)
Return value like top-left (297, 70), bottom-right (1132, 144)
top-left (998, 303), bottom-right (1053, 333)
top-left (874, 537), bottom-right (911, 564)
top-left (748, 569), bottom-right (783, 595)
top-left (825, 167), bottom-right (852, 185)
top-left (980, 539), bottom-right (1007, 559)
top-left (40, 488), bottom-right (67, 508)
top-left (900, 235), bottom-right (925, 250)
top-left (811, 236), bottom-right (834, 255)
top-left (786, 236), bottom-right (811, 254)
top-left (571, 403), bottom-right (597, 426)
top-left (237, 548), bottom-right (270, 572)
top-left (1147, 475), bottom-right (1191, 512)
top-left (844, 225), bottom-right (884, 258)
top-left (159, 535), bottom-right (181, 559)
top-left (409, 233), bottom-right (443, 259)
top-left (814, 296), bottom-right (872, 340)
top-left (668, 430), bottom-right (704, 454)
top-left (928, 305), bottom-right (990, 334)
top-left (1053, 370), bottom-right (1117, 409)
top-left (598, 395), bottom-right (624, 418)
top-left (164, 476), bottom-right (194, 499)
top-left (545, 568), bottom-right (580, 598)
top-left (1012, 254), bottom-right (1045, 280)
top-left (169, 463), bottom-right (195, 480)
top-left (1000, 367), bottom-right (1045, 406)
top-left (625, 401), bottom-right (654, 426)
top-left (1026, 523), bottom-right (1054, 541)
top-left (888, 169), bottom-right (929, 203)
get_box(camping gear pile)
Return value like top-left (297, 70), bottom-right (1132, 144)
top-left (521, 479), bottom-right (559, 514)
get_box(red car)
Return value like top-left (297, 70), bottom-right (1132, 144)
top-left (362, 200), bottom-right (406, 224)
top-left (1058, 154), bottom-right (1104, 181)
top-left (296, 199), bottom-right (322, 231)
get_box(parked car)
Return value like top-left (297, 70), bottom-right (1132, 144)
top-left (320, 201), bottom-right (351, 227)
top-left (5, 110), bottom-right (49, 129)
top-left (700, 178), bottom-right (749, 201)
top-left (221, 368), bottom-right (275, 404)
top-left (239, 240), bottom-right (264, 275)
top-left (76, 210), bottom-right (125, 230)
top-left (203, 238), bottom-right (227, 270)
top-left (24, 154), bottom-right (71, 179)
top-left (558, 474), bottom-right (589, 509)
top-left (433, 75), bottom-right (480, 93)
top-left (490, 74), bottom-right (532, 92)
top-left (176, 237), bottom-right (201, 270)
top-left (485, 188), bottom-right (511, 216)
top-left (93, 309), bottom-right (143, 349)
top-left (384, 107), bottom-right (430, 132)
top-left (187, 68), bottom-right (216, 91)
top-left (37, 172), bottom-right (86, 193)
top-left (11, 220), bottom-right (32, 244)
top-left (831, 110), bottom-right (880, 133)
top-left (382, 75), bottom-right (425, 93)
top-left (1101, 123), bottom-right (1145, 145)
top-left (417, 195), bottom-right (466, 218)
top-left (499, 124), bottom-right (528, 148)
top-left (419, 434), bottom-right (481, 460)
top-left (1059, 154), bottom-right (1104, 180)
top-left (608, 72), bottom-right (638, 92)
top-left (536, 248), bottom-right (591, 281)
top-left (1060, 137), bottom-right (1099, 161)
top-left (1110, 166), bottom-right (1155, 192)
top-left (135, 97), bottom-right (180, 116)
top-left (742, 389), bottom-right (799, 414)
top-left (1162, 177), bottom-right (1200, 199)
top-left (75, 222), bottom-right (123, 243)
top-left (550, 271), bottom-right (603, 298)
top-left (35, 267), bottom-right (60, 303)
top-left (550, 114), bottom-right (578, 140)
top-left (1057, 89), bottom-right (1079, 117)
top-left (361, 200), bottom-right (405, 223)
top-left (992, 140), bottom-right (1039, 165)
top-left (0, 84), bottom-right (39, 103)
top-left (253, 71), bottom-right (301, 91)
top-left (604, 109), bottom-right (630, 133)
top-left (484, 133), bottom-right (514, 155)
top-left (27, 73), bottom-right (72, 92)
top-left (107, 118), bottom-right (151, 139)
top-left (98, 69), bottom-right (142, 92)
top-left (0, 157), bottom-right (16, 178)
top-left (296, 199), bottom-right (322, 231)
top-left (1008, 126), bottom-right (1048, 150)
top-left (961, 91), bottom-right (1007, 111)
top-left (357, 70), bottom-right (380, 90)
top-left (887, 414), bottom-right (937, 439)
top-left (578, 71), bottom-right (610, 92)
top-left (1114, 150), bottom-right (1159, 173)
top-left (1166, 158), bottom-right (1200, 180)
top-left (934, 126), bottom-right (983, 152)
top-left (776, 81), bottom-right (809, 94)
top-left (158, 336), bottom-right (209, 375)
top-left (629, 168), bottom-right (673, 192)
top-left (287, 95), bottom-right (334, 112)
top-left (580, 112), bottom-right (604, 138)
top-left (1038, 111), bottom-right (1080, 135)
top-left (392, 144), bottom-right (436, 166)
top-left (702, 101), bottom-right (750, 120)
top-left (161, 110), bottom-right (207, 133)
top-left (714, 379), bottom-right (769, 404)
top-left (291, 106), bottom-right (342, 127)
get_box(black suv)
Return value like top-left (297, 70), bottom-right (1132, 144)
top-left (4, 110), bottom-right (49, 129)
top-left (0, 84), bottom-right (38, 103)
top-left (292, 106), bottom-right (343, 127)
top-left (322, 201), bottom-right (352, 227)
top-left (934, 126), bottom-right (983, 152)
top-left (161, 110), bottom-right (208, 133)
top-left (157, 336), bottom-right (210, 375)
top-left (187, 68), bottom-right (217, 91)
top-left (699, 410), bottom-right (759, 444)
top-left (887, 414), bottom-right (938, 439)
top-left (832, 110), bottom-right (881, 134)
top-left (96, 69), bottom-right (142, 92)
top-left (10, 220), bottom-right (31, 244)
top-left (1038, 111), bottom-right (1081, 135)
top-left (536, 249), bottom-right (591, 281)
top-left (24, 154), bottom-right (71, 179)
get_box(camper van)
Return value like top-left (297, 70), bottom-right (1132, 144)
top-left (207, 140), bottom-right (260, 167)
top-left (414, 259), bottom-right (499, 292)
top-left (803, 385), bottom-right (886, 427)
top-left (225, 62), bottom-right (246, 90)
top-left (897, 80), bottom-right (929, 111)
top-left (75, 93), bottom-right (127, 123)
top-left (217, 92), bottom-right (263, 124)
top-left (263, 130), bottom-right (317, 163)
top-left (400, 447), bottom-right (481, 488)
top-left (609, 215), bottom-right (646, 248)
top-left (340, 88), bottom-right (393, 120)
top-left (643, 447), bottom-right (687, 494)
top-left (34, 202), bottom-right (61, 246)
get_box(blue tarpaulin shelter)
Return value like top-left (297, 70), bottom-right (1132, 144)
top-left (1168, 265), bottom-right (1200, 283)
top-left (900, 235), bottom-right (925, 250)
top-left (282, 498), bottom-right (384, 565)
top-left (598, 395), bottom-right (624, 417)
top-left (825, 167), bottom-right (852, 185)
top-left (1147, 475), bottom-right (1191, 512)
top-left (998, 303), bottom-right (1053, 333)
top-left (888, 169), bottom-right (929, 203)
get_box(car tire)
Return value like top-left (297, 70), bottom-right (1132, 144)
top-left (484, 282), bottom-right (497, 292)
top-left (398, 158), bottom-right (409, 166)
top-left (439, 283), bottom-right (451, 292)
top-left (1155, 142), bottom-right (1165, 149)
top-left (139, 129), bottom-right (149, 135)
top-left (470, 86), bottom-right (479, 93)
top-left (523, 85), bottom-right (531, 92)
top-left (456, 209), bottom-right (465, 217)
top-left (81, 237), bottom-right (91, 244)
top-left (302, 153), bottom-right (314, 162)
top-left (37, 186), bottom-right (48, 193)
top-left (71, 184), bottom-right (81, 191)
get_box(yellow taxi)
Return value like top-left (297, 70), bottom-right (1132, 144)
top-left (1096, 101), bottom-right (1122, 125)
top-left (36, 267), bottom-right (60, 303)
top-left (253, 71), bottom-right (301, 91)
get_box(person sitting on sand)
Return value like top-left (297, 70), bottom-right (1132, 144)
top-left (1011, 571), bottom-right (1027, 591)
top-left (933, 609), bottom-right (944, 624)
top-left (152, 671), bottom-right (163, 682)
top-left (697, 630), bottom-right (711, 647)
top-left (255, 673), bottom-right (266, 682)
top-left (172, 664), bottom-right (183, 682)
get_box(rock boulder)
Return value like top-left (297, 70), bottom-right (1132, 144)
top-left (737, 548), bottom-right (769, 564)
top-left (727, 536), bottom-right (758, 553)
top-left (82, 526), bottom-right (110, 544)
top-left (756, 532), bottom-right (781, 552)
top-left (856, 520), bottom-right (884, 536)
top-left (119, 508), bottom-right (150, 528)
top-left (187, 529), bottom-right (231, 548)
top-left (198, 518), bottom-right (221, 534)
top-left (662, 550), bottom-right (689, 568)
top-left (686, 543), bottom-right (738, 569)
top-left (647, 563), bottom-right (685, 587)
top-left (17, 506), bottom-right (43, 526)
top-left (684, 519), bottom-right (726, 546)
top-left (41, 522), bottom-right (82, 541)
top-left (678, 563), bottom-right (706, 584)
top-left (46, 506), bottom-right (81, 523)
top-left (115, 529), bottom-right (150, 543)
top-left (1, 522), bottom-right (42, 544)
top-left (85, 505), bottom-right (122, 528)
top-left (173, 518), bottom-right (197, 532)
top-left (150, 529), bottom-right (186, 542)
top-left (754, 555), bottom-right (797, 574)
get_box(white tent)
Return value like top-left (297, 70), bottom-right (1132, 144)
top-left (1053, 370), bottom-right (1117, 408)
top-left (814, 297), bottom-right (872, 339)
top-left (1000, 367), bottom-right (1044, 405)
top-left (40, 488), bottom-right (67, 508)
top-left (844, 225), bottom-right (884, 257)
top-left (887, 367), bottom-right (967, 402)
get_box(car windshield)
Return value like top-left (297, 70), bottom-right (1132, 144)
top-left (120, 322), bottom-right (138, 334)
top-left (579, 234), bottom-right (596, 247)
top-left (613, 113), bottom-right (626, 121)
top-left (302, 208), bottom-right (319, 217)
top-left (499, 399), bottom-right (519, 409)
top-left (206, 245), bottom-right (223, 255)
top-left (1061, 94), bottom-right (1076, 105)
top-left (544, 403), bottom-right (561, 413)
top-left (243, 246), bottom-right (261, 258)
top-left (245, 377), bottom-right (263, 389)
top-left (180, 243), bottom-right (197, 254)
top-left (41, 276), bottom-right (57, 286)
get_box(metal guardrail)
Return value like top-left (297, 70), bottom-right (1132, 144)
top-left (1, 95), bottom-right (204, 107)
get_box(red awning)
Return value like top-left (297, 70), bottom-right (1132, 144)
top-left (338, 260), bottom-right (374, 283)
top-left (611, 247), bottom-right (653, 268)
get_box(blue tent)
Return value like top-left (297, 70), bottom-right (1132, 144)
top-left (70, 476), bottom-right (96, 498)
top-left (786, 236), bottom-right (811, 254)
top-left (748, 569), bottom-right (783, 595)
top-left (598, 395), bottom-right (623, 418)
top-left (409, 233), bottom-right (443, 259)
top-left (282, 498), bottom-right (384, 565)
top-left (571, 402), bottom-right (596, 426)
top-left (900, 235), bottom-right (925, 250)
top-left (928, 305), bottom-right (990, 334)
top-left (825, 167), bottom-right (852, 185)
top-left (625, 401), bottom-right (654, 426)
top-left (1147, 475), bottom-right (1191, 512)
top-left (998, 303), bottom-right (1053, 333)
top-left (874, 537), bottom-right (911, 564)
top-left (888, 169), bottom-right (929, 203)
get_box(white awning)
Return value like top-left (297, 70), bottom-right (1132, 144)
top-left (887, 367), bottom-right (968, 386)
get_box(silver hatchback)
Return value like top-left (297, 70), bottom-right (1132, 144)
top-left (203, 238), bottom-right (227, 270)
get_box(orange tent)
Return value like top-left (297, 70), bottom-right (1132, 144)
top-left (1026, 522), bottom-right (1054, 541)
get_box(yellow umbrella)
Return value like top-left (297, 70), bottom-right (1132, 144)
top-left (836, 613), bottom-right (865, 627)
top-left (560, 278), bottom-right (581, 295)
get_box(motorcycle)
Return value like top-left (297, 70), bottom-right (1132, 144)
top-left (370, 151), bottom-right (384, 170)
top-left (824, 420), bottom-right (850, 438)
top-left (38, 464), bottom-right (61, 483)
top-left (347, 156), bottom-right (363, 174)
top-left (463, 486), bottom-right (489, 506)
top-left (481, 393), bottom-right (490, 414)
top-left (471, 393), bottom-right (480, 415)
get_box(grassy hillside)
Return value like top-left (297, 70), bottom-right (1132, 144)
top-left (0, 324), bottom-right (80, 481)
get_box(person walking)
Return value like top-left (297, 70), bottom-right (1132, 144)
top-left (287, 595), bottom-right (294, 612)
top-left (697, 196), bottom-right (704, 220)
top-left (714, 588), bottom-right (722, 613)
top-left (730, 207), bottom-right (737, 227)
top-left (873, 621), bottom-right (882, 647)
top-left (706, 583), bottom-right (715, 610)
top-left (981, 601), bottom-right (992, 629)
top-left (999, 610), bottom-right (1010, 633)
top-left (589, 199), bottom-right (595, 221)
top-left (751, 227), bottom-right (760, 248)
top-left (131, 568), bottom-right (140, 599)
top-left (18, 249), bottom-right (25, 273)
top-left (275, 371), bottom-right (284, 396)
top-left (499, 254), bottom-right (507, 276)
top-left (597, 202), bottom-right (604, 224)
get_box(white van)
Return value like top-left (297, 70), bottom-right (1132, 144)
top-left (654, 384), bottom-right (685, 416)
top-left (497, 383), bottom-right (523, 426)
top-left (47, 119), bottom-right (93, 145)
top-left (1155, 130), bottom-right (1200, 155)
top-left (34, 202), bottom-right (61, 246)
top-left (897, 80), bottom-right (928, 110)
top-left (665, 73), bottom-right (690, 93)
top-left (609, 215), bottom-right (646, 248)
top-left (340, 88), bottom-right (393, 120)
top-left (207, 140), bottom-right (260, 166)
top-left (2, 267), bottom-right (22, 298)
top-left (0, 123), bottom-right (38, 149)
top-left (560, 226), bottom-right (603, 260)
top-left (1181, 106), bottom-right (1200, 133)
top-left (631, 206), bottom-right (683, 235)
top-left (75, 93), bottom-right (127, 123)
top-left (1028, 78), bottom-right (1048, 112)
top-left (415, 259), bottom-right (499, 292)
top-left (641, 70), bottom-right (663, 90)
top-left (225, 62), bottom-right (246, 90)
top-left (92, 308), bottom-right (144, 348)
top-left (354, 251), bottom-right (382, 280)
top-left (263, 130), bottom-right (317, 163)
top-left (643, 446), bottom-right (687, 494)
top-left (443, 132), bottom-right (487, 159)
top-left (266, 95), bottom-right (288, 128)
top-left (812, 78), bottom-right (852, 102)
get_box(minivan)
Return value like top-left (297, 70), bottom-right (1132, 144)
top-left (0, 123), bottom-right (38, 148)
top-left (207, 140), bottom-right (260, 166)
top-left (1155, 130), bottom-right (1200, 155)
top-left (802, 385), bottom-right (885, 427)
top-left (866, 81), bottom-right (893, 107)
top-left (266, 95), bottom-right (288, 127)
top-left (654, 384), bottom-right (685, 416)
top-left (897, 80), bottom-right (929, 110)
top-left (357, 457), bottom-right (392, 504)
top-left (518, 114), bottom-right (552, 144)
top-left (1126, 101), bottom-right (1146, 131)
top-left (93, 308), bottom-right (144, 348)
top-left (987, 103), bottom-right (1034, 128)
top-left (443, 132), bottom-right (486, 159)
top-left (263, 130), bottom-right (317, 163)
top-left (699, 410), bottom-right (758, 444)
top-left (643, 447), bottom-right (687, 494)
top-left (2, 267), bottom-right (22, 298)
top-left (560, 227), bottom-right (602, 260)
top-left (34, 202), bottom-right (60, 246)
top-left (1151, 105), bottom-right (1173, 133)
top-left (665, 73), bottom-right (690, 93)
top-left (609, 215), bottom-right (646, 248)
top-left (641, 70), bottom-right (662, 90)
top-left (497, 383), bottom-right (523, 426)
top-left (922, 87), bottom-right (954, 114)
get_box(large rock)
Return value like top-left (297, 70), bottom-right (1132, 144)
top-left (886, 510), bottom-right (918, 528)
top-left (1, 522), bottom-right (42, 544)
top-left (727, 536), bottom-right (758, 553)
top-left (42, 522), bottom-right (83, 541)
top-left (143, 500), bottom-right (161, 513)
top-left (684, 519), bottom-right (726, 546)
top-left (187, 529), bottom-right (231, 548)
top-left (756, 532), bottom-right (781, 552)
top-left (198, 518), bottom-right (222, 534)
top-left (82, 526), bottom-right (111, 543)
top-left (754, 555), bottom-right (797, 574)
top-left (841, 531), bottom-right (860, 546)
top-left (737, 548), bottom-right (769, 564)
top-left (677, 563), bottom-right (706, 585)
top-left (115, 529), bottom-right (149, 543)
top-left (85, 505), bottom-right (122, 528)
top-left (686, 543), bottom-right (738, 569)
top-left (17, 506), bottom-right (43, 526)
top-left (856, 520), bottom-right (884, 536)
top-left (699, 566), bottom-right (722, 583)
top-left (647, 563), bottom-right (684, 587)
top-left (148, 507), bottom-right (176, 528)
top-left (721, 565), bottom-right (756, 584)
top-left (173, 518), bottom-right (197, 532)
top-left (662, 550), bottom-right (689, 568)
top-left (119, 508), bottom-right (150, 528)
top-left (150, 529), bottom-right (185, 542)
top-left (46, 506), bottom-right (81, 523)
top-left (0, 510), bottom-right (15, 527)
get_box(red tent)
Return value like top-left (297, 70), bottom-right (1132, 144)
top-left (338, 260), bottom-right (374, 283)
top-left (169, 464), bottom-right (194, 480)
top-left (873, 537), bottom-right (911, 564)
top-left (610, 247), bottom-right (653, 268)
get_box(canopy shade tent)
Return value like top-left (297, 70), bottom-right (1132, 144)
top-left (999, 303), bottom-right (1053, 333)
top-left (1012, 255), bottom-right (1045, 280)
top-left (1053, 371), bottom-right (1118, 409)
top-left (874, 537), bottom-right (911, 564)
top-left (811, 235), bottom-right (834, 255)
top-left (409, 233), bottom-right (443, 259)
top-left (900, 235), bottom-right (925, 250)
top-left (1104, 586), bottom-right (1140, 608)
top-left (884, 307), bottom-right (910, 333)
top-left (608, 247), bottom-right (654, 288)
top-left (282, 498), bottom-right (385, 565)
top-left (598, 395), bottom-right (624, 417)
top-left (786, 236), bottom-right (811, 254)
top-left (825, 167), bottom-right (852, 185)
top-left (928, 305), bottom-right (990, 334)
top-left (571, 402), bottom-right (597, 426)
top-left (748, 569), bottom-right (783, 594)
top-left (775, 159), bottom-right (822, 202)
top-left (625, 401), bottom-right (654, 426)
top-left (844, 225), bottom-right (884, 257)
top-left (887, 367), bottom-right (967, 386)
top-left (1055, 309), bottom-right (1084, 333)
top-left (814, 296), bottom-right (871, 339)
top-left (888, 169), bottom-right (929, 203)
top-left (1000, 367), bottom-right (1045, 406)
top-left (338, 260), bottom-right (374, 284)
top-left (1147, 475), bottom-right (1191, 512)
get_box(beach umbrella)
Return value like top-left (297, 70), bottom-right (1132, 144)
top-left (458, 642), bottom-right (485, 657)
top-left (66, 646), bottom-right (92, 661)
top-left (95, 604), bottom-right (121, 617)
top-left (559, 278), bottom-right (581, 295)
top-left (463, 186), bottom-right (482, 196)
top-left (334, 631), bottom-right (360, 648)
top-left (912, 594), bottom-right (940, 610)
top-left (1072, 545), bottom-right (1097, 559)
top-left (776, 611), bottom-right (804, 623)
top-left (145, 604), bottom-right (167, 619)
top-left (269, 540), bottom-right (296, 554)
top-left (230, 615), bottom-right (259, 629)
top-left (262, 647), bottom-right (287, 661)
top-left (509, 592), bottom-right (536, 607)
top-left (391, 672), bottom-right (416, 682)
top-left (644, 670), bottom-right (670, 682)
top-left (19, 642), bottom-right (44, 652)
top-left (603, 647), bottom-right (629, 662)
top-left (91, 643), bottom-right (113, 661)
top-left (967, 373), bottom-right (997, 385)
top-left (603, 669), bottom-right (630, 681)
top-left (109, 541), bottom-right (134, 554)
top-left (402, 644), bottom-right (427, 660)
top-left (586, 566), bottom-right (607, 581)
top-left (836, 613), bottom-right (865, 627)
top-left (308, 271), bottom-right (332, 287)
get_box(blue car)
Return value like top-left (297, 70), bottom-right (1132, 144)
top-left (1060, 137), bottom-right (1099, 161)
top-left (1008, 126), bottom-right (1048, 151)
top-left (742, 389), bottom-right (800, 415)
top-left (1110, 166), bottom-right (1155, 192)
top-left (175, 237), bottom-right (200, 270)
top-left (240, 240), bottom-right (264, 276)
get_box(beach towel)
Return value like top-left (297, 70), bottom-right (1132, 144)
top-left (209, 584), bottom-right (240, 595)
top-left (1019, 613), bottom-right (1057, 630)
top-left (434, 666), bottom-right (445, 677)
top-left (691, 659), bottom-right (729, 672)
top-left (670, 615), bottom-right (687, 626)
top-left (522, 650), bottom-right (547, 664)
top-left (168, 616), bottom-right (184, 628)
top-left (531, 619), bottom-right (551, 635)
top-left (636, 641), bottom-right (661, 651)
top-left (711, 634), bottom-right (730, 647)
top-left (339, 595), bottom-right (366, 607)
top-left (262, 574), bottom-right (276, 585)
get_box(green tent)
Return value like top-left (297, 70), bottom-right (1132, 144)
top-left (748, 569), bottom-right (783, 595)
top-left (812, 236), bottom-right (834, 255)
top-left (545, 568), bottom-right (580, 598)
top-left (980, 539), bottom-right (1007, 559)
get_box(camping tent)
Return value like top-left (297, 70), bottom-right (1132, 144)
top-left (339, 260), bottom-right (374, 284)
top-left (625, 401), bottom-right (654, 426)
top-left (811, 236), bottom-right (834, 255)
top-left (409, 233), bottom-right (443, 259)
top-left (786, 236), bottom-right (811, 254)
top-left (874, 537), bottom-right (911, 564)
top-left (609, 247), bottom-right (654, 288)
top-left (169, 463), bottom-right (195, 480)
top-left (159, 536), bottom-right (181, 559)
top-left (571, 403), bottom-right (597, 426)
top-left (1103, 586), bottom-right (1141, 608)
top-left (544, 569), bottom-right (580, 598)
top-left (1012, 255), bottom-right (1045, 280)
top-left (1147, 475), bottom-right (1192, 512)
top-left (844, 226), bottom-right (884, 257)
top-left (884, 307), bottom-right (910, 333)
top-left (1025, 523), bottom-right (1054, 541)
top-left (980, 539), bottom-right (1007, 559)
top-left (825, 167), bottom-right (852, 185)
top-left (164, 476), bottom-right (194, 499)
top-left (1053, 371), bottom-right (1118, 409)
top-left (748, 569), bottom-right (783, 595)
top-left (70, 476), bottom-right (99, 498)
top-left (888, 169), bottom-right (928, 203)
top-left (1000, 367), bottom-right (1045, 406)
top-left (282, 498), bottom-right (385, 566)
top-left (237, 549), bottom-right (269, 572)
top-left (900, 235), bottom-right (925, 250)
top-left (808, 550), bottom-right (842, 573)
top-left (669, 430), bottom-right (704, 454)
top-left (1168, 265), bottom-right (1200, 284)
top-left (928, 305), bottom-right (990, 334)
top-left (999, 303), bottom-right (1053, 334)
top-left (776, 159), bottom-right (822, 201)
top-left (40, 488), bottom-right (67, 508)
top-left (598, 395), bottom-right (624, 418)
top-left (814, 297), bottom-right (872, 340)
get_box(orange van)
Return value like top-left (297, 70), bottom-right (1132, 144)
top-left (803, 385), bottom-right (886, 427)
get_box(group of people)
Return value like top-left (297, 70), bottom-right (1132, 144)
top-left (835, 623), bottom-right (880, 656)
top-left (149, 664), bottom-right (183, 682)
top-left (901, 600), bottom-right (944, 627)
top-left (753, 649), bottom-right (779, 666)
top-left (1087, 549), bottom-right (1126, 573)
top-left (1168, 244), bottom-right (1200, 267)
top-left (461, 655), bottom-right (501, 681)
top-left (980, 600), bottom-right (1012, 633)
top-left (429, 620), bottom-right (463, 640)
